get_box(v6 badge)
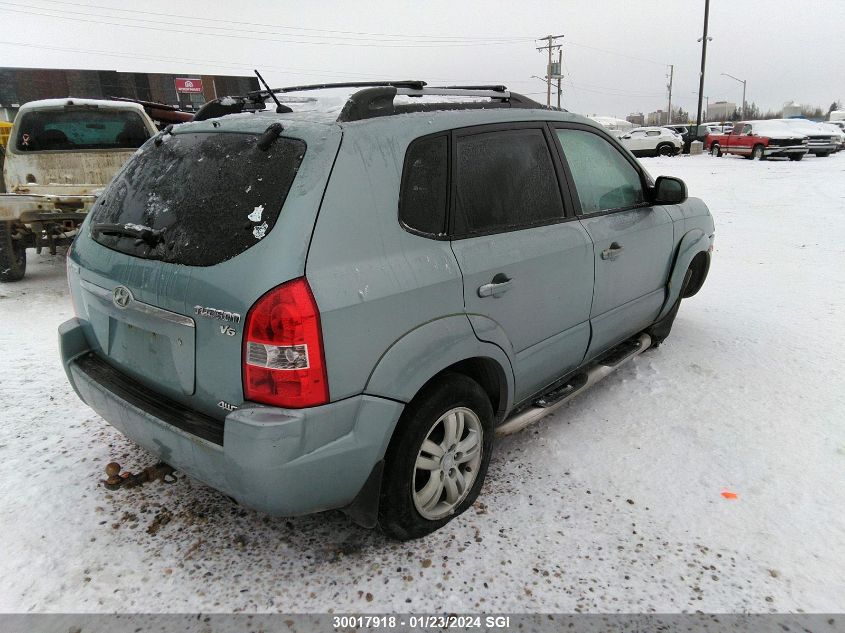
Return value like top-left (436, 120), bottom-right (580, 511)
top-left (219, 325), bottom-right (237, 336)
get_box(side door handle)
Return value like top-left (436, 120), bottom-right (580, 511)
top-left (478, 273), bottom-right (513, 298)
top-left (601, 242), bottom-right (624, 261)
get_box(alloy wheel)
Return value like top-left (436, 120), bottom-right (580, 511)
top-left (412, 407), bottom-right (483, 520)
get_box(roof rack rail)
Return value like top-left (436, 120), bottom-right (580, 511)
top-left (428, 85), bottom-right (508, 92)
top-left (194, 80), bottom-right (557, 123)
top-left (247, 80), bottom-right (428, 97)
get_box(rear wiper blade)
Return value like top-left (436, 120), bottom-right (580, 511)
top-left (91, 223), bottom-right (165, 247)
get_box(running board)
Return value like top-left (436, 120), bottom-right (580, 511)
top-left (496, 333), bottom-right (652, 437)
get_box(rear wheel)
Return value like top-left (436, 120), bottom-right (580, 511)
top-left (710, 143), bottom-right (722, 157)
top-left (752, 144), bottom-right (765, 160)
top-left (656, 143), bottom-right (674, 157)
top-left (815, 151), bottom-right (830, 158)
top-left (0, 221), bottom-right (26, 282)
top-left (788, 153), bottom-right (804, 161)
top-left (379, 373), bottom-right (494, 540)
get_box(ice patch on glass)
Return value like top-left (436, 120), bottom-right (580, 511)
top-left (253, 221), bottom-right (268, 239)
top-left (248, 205), bottom-right (264, 222)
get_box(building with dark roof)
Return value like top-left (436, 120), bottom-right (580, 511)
top-left (0, 67), bottom-right (259, 121)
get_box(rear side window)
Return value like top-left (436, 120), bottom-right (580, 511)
top-left (453, 128), bottom-right (563, 236)
top-left (90, 132), bottom-right (305, 266)
top-left (399, 135), bottom-right (448, 236)
top-left (15, 108), bottom-right (150, 151)
top-left (555, 128), bottom-right (644, 215)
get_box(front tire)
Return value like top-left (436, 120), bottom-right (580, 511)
top-left (752, 144), bottom-right (765, 160)
top-left (788, 153), bottom-right (804, 161)
top-left (379, 373), bottom-right (494, 540)
top-left (0, 221), bottom-right (26, 282)
top-left (710, 143), bottom-right (722, 157)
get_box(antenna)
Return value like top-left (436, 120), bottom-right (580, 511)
top-left (254, 69), bottom-right (287, 113)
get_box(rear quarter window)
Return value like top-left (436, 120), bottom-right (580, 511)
top-left (399, 135), bottom-right (448, 236)
top-left (89, 131), bottom-right (305, 266)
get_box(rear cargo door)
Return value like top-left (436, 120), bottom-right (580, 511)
top-left (70, 125), bottom-right (337, 419)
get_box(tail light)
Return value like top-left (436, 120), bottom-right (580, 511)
top-left (242, 277), bottom-right (329, 409)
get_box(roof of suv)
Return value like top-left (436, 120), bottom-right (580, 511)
top-left (179, 91), bottom-right (601, 142)
top-left (182, 81), bottom-right (606, 141)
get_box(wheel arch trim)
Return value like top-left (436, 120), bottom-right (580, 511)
top-left (364, 314), bottom-right (515, 418)
top-left (657, 228), bottom-right (712, 320)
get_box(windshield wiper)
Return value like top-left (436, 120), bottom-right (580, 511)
top-left (91, 223), bottom-right (165, 248)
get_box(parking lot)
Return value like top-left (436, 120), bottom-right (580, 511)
top-left (1, 151), bottom-right (844, 613)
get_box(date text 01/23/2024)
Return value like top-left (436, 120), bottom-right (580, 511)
top-left (332, 615), bottom-right (512, 629)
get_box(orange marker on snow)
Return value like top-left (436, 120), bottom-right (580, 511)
top-left (721, 491), bottom-right (738, 499)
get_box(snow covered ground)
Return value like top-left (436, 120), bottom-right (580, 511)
top-left (1, 152), bottom-right (844, 614)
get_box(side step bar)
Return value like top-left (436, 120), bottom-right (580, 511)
top-left (496, 333), bottom-right (652, 437)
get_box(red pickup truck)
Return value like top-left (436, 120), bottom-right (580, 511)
top-left (706, 120), bottom-right (809, 161)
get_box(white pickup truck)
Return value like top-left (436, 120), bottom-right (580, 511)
top-left (0, 98), bottom-right (162, 281)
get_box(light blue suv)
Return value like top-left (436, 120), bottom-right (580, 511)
top-left (59, 81), bottom-right (714, 539)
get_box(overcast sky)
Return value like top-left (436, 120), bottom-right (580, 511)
top-left (0, 0), bottom-right (843, 118)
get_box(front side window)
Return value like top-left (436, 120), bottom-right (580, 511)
top-left (399, 135), bottom-right (448, 236)
top-left (453, 128), bottom-right (564, 235)
top-left (555, 128), bottom-right (645, 215)
top-left (15, 108), bottom-right (151, 151)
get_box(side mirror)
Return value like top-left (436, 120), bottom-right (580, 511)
top-left (652, 176), bottom-right (687, 205)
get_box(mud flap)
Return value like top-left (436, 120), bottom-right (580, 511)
top-left (341, 460), bottom-right (384, 529)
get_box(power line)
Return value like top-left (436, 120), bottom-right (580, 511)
top-left (0, 39), bottom-right (512, 85)
top-left (563, 40), bottom-right (667, 66)
top-left (22, 0), bottom-right (536, 42)
top-left (0, 2), bottom-right (533, 47)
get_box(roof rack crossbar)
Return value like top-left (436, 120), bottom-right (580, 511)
top-left (395, 87), bottom-right (510, 99)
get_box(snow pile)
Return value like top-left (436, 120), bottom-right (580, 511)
top-left (0, 153), bottom-right (844, 613)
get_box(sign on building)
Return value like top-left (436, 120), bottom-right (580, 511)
top-left (175, 78), bottom-right (203, 94)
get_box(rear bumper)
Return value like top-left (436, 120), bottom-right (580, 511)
top-left (59, 317), bottom-right (405, 517)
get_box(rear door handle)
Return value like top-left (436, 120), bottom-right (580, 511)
top-left (478, 273), bottom-right (513, 298)
top-left (601, 242), bottom-right (624, 261)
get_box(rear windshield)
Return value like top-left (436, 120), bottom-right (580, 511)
top-left (89, 132), bottom-right (306, 266)
top-left (15, 108), bottom-right (151, 151)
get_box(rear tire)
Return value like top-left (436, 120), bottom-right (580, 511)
top-left (752, 144), bottom-right (765, 161)
top-left (815, 151), bottom-right (830, 158)
top-left (788, 153), bottom-right (804, 161)
top-left (710, 143), bottom-right (722, 157)
top-left (0, 221), bottom-right (26, 282)
top-left (379, 373), bottom-right (494, 541)
top-left (656, 143), bottom-right (674, 157)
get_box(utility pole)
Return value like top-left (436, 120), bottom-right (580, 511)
top-left (536, 34), bottom-right (564, 106)
top-left (692, 0), bottom-right (711, 151)
top-left (721, 72), bottom-right (746, 119)
top-left (556, 49), bottom-right (563, 109)
top-left (666, 64), bottom-right (674, 125)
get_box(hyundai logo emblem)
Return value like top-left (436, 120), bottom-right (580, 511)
top-left (112, 286), bottom-right (133, 309)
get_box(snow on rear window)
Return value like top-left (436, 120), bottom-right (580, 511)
top-left (90, 132), bottom-right (305, 266)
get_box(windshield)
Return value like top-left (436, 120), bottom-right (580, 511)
top-left (89, 131), bottom-right (306, 266)
top-left (14, 108), bottom-right (151, 151)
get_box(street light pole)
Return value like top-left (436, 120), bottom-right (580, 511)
top-left (693, 0), bottom-right (712, 150)
top-left (721, 72), bottom-right (747, 119)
